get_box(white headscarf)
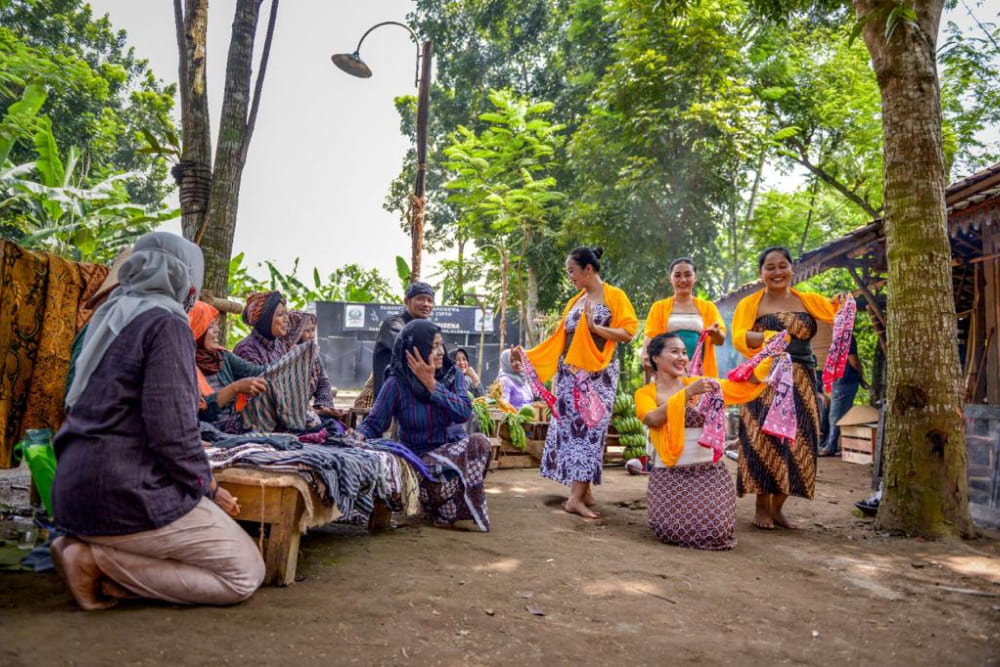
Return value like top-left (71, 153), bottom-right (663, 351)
top-left (498, 349), bottom-right (532, 394)
top-left (66, 232), bottom-right (204, 408)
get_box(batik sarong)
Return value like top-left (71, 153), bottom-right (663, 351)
top-left (420, 433), bottom-right (491, 531)
top-left (647, 461), bottom-right (737, 550)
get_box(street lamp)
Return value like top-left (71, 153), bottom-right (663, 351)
top-left (332, 21), bottom-right (432, 283)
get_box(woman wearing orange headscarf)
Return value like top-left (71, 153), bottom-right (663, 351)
top-left (731, 246), bottom-right (843, 531)
top-left (188, 301), bottom-right (267, 433)
top-left (526, 246), bottom-right (637, 519)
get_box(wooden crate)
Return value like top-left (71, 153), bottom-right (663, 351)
top-left (841, 424), bottom-right (875, 465)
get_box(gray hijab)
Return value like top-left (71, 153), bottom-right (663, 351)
top-left (498, 349), bottom-right (531, 394)
top-left (66, 232), bottom-right (204, 408)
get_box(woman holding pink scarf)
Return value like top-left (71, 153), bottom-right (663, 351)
top-left (732, 247), bottom-right (846, 531)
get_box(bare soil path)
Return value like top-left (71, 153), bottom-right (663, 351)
top-left (1, 459), bottom-right (998, 666)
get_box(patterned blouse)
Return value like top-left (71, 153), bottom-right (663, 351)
top-left (233, 330), bottom-right (288, 366)
top-left (357, 373), bottom-right (472, 456)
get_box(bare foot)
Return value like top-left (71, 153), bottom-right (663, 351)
top-left (100, 579), bottom-right (137, 600)
top-left (57, 541), bottom-right (117, 610)
top-left (771, 511), bottom-right (798, 529)
top-left (753, 509), bottom-right (775, 530)
top-left (563, 498), bottom-right (600, 519)
top-left (753, 494), bottom-right (774, 530)
top-left (583, 491), bottom-right (596, 507)
top-left (50, 536), bottom-right (77, 582)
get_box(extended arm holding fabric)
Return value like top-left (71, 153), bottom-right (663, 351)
top-left (210, 353), bottom-right (266, 411)
top-left (141, 318), bottom-right (213, 498)
top-left (357, 376), bottom-right (400, 439)
top-left (636, 378), bottom-right (715, 428)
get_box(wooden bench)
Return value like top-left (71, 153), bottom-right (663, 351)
top-left (215, 467), bottom-right (394, 586)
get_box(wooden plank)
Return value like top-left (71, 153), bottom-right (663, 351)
top-left (216, 480), bottom-right (305, 587)
top-left (264, 486), bottom-right (304, 586)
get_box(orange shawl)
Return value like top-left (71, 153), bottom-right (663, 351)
top-left (527, 283), bottom-right (638, 382)
top-left (635, 377), bottom-right (766, 467)
top-left (645, 296), bottom-right (726, 377)
top-left (731, 288), bottom-right (838, 359)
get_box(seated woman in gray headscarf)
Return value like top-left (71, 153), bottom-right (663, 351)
top-left (51, 232), bottom-right (265, 610)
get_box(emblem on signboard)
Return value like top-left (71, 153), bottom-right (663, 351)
top-left (345, 304), bottom-right (365, 329)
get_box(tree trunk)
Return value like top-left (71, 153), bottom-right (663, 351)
top-left (201, 0), bottom-right (263, 299)
top-left (856, 0), bottom-right (975, 538)
top-left (174, 0), bottom-right (212, 241)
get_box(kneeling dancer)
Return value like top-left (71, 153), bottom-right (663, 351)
top-left (635, 333), bottom-right (764, 550)
top-left (52, 232), bottom-right (265, 609)
top-left (356, 319), bottom-right (491, 531)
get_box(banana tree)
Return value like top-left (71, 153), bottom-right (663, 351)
top-left (1, 117), bottom-right (177, 262)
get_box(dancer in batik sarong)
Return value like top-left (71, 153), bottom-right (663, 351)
top-left (356, 319), bottom-right (491, 531)
top-left (732, 246), bottom-right (843, 530)
top-left (635, 333), bottom-right (765, 550)
top-left (527, 247), bottom-right (637, 518)
top-left (641, 258), bottom-right (727, 378)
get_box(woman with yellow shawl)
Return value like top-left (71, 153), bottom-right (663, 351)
top-left (526, 247), bottom-right (637, 518)
top-left (732, 246), bottom-right (842, 530)
top-left (635, 333), bottom-right (765, 550)
top-left (641, 258), bottom-right (726, 377)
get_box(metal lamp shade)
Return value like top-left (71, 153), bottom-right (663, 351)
top-left (331, 52), bottom-right (372, 78)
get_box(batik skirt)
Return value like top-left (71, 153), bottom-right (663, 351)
top-left (647, 461), bottom-right (737, 551)
top-left (419, 433), bottom-right (491, 532)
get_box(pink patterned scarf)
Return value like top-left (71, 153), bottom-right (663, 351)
top-left (573, 370), bottom-right (606, 428)
top-left (728, 330), bottom-right (789, 382)
top-left (517, 346), bottom-right (559, 419)
top-left (822, 294), bottom-right (857, 393)
top-left (761, 353), bottom-right (797, 444)
top-left (688, 330), bottom-right (711, 376)
top-left (694, 378), bottom-right (727, 462)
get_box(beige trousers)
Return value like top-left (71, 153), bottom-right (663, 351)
top-left (83, 497), bottom-right (265, 605)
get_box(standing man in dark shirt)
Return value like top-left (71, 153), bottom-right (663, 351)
top-left (372, 281), bottom-right (435, 396)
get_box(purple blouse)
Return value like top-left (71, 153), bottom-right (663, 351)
top-left (357, 373), bottom-right (471, 456)
top-left (52, 309), bottom-right (211, 536)
top-left (233, 330), bottom-right (288, 366)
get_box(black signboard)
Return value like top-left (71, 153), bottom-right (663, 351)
top-left (315, 301), bottom-right (517, 389)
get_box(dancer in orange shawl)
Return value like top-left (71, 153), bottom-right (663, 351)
top-left (635, 333), bottom-right (765, 550)
top-left (732, 246), bottom-right (843, 530)
top-left (526, 247), bottom-right (637, 518)
top-left (641, 258), bottom-right (727, 378)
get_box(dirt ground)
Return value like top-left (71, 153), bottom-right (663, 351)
top-left (1, 458), bottom-right (998, 666)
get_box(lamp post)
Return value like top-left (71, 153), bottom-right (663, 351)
top-left (332, 22), bottom-right (432, 283)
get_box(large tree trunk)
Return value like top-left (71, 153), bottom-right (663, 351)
top-left (201, 0), bottom-right (263, 299)
top-left (174, 0), bottom-right (212, 240)
top-left (857, 0), bottom-right (975, 538)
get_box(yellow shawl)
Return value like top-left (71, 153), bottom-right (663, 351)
top-left (645, 296), bottom-right (726, 377)
top-left (635, 378), bottom-right (766, 467)
top-left (527, 283), bottom-right (638, 382)
top-left (731, 287), bottom-right (838, 359)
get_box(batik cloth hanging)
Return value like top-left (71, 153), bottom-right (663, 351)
top-left (822, 294), bottom-right (857, 393)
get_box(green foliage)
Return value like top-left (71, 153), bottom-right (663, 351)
top-left (442, 88), bottom-right (565, 328)
top-left (0, 116), bottom-right (176, 261)
top-left (226, 253), bottom-right (399, 344)
top-left (0, 1), bottom-right (177, 207)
